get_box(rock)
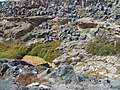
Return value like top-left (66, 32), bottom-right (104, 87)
top-left (80, 35), bottom-right (87, 40)
top-left (0, 64), bottom-right (9, 76)
top-left (97, 30), bottom-right (105, 37)
top-left (3, 67), bottom-right (19, 79)
top-left (71, 61), bottom-right (78, 65)
top-left (0, 80), bottom-right (18, 90)
top-left (27, 82), bottom-right (51, 90)
top-left (9, 60), bottom-right (34, 67)
top-left (37, 63), bottom-right (51, 68)
top-left (27, 82), bottom-right (39, 88)
top-left (55, 65), bottom-right (79, 84)
top-left (71, 57), bottom-right (80, 62)
top-left (0, 60), bottom-right (8, 64)
top-left (0, 60), bottom-right (37, 80)
top-left (0, 1), bottom-right (120, 90)
top-left (37, 68), bottom-right (51, 78)
top-left (104, 73), bottom-right (114, 78)
top-left (51, 83), bottom-right (84, 90)
top-left (36, 63), bottom-right (51, 73)
top-left (106, 66), bottom-right (117, 74)
top-left (53, 59), bottom-right (61, 66)
top-left (39, 84), bottom-right (50, 90)
top-left (110, 78), bottom-right (120, 89)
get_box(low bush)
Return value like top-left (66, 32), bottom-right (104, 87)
top-left (116, 66), bottom-right (120, 74)
top-left (85, 36), bottom-right (120, 56)
top-left (28, 41), bottom-right (62, 62)
top-left (12, 45), bottom-right (32, 59)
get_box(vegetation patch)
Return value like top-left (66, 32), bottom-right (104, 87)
top-left (0, 40), bottom-right (62, 62)
top-left (85, 36), bottom-right (120, 56)
top-left (28, 41), bottom-right (62, 62)
top-left (78, 54), bottom-right (84, 60)
top-left (0, 41), bottom-right (31, 59)
top-left (116, 66), bottom-right (120, 74)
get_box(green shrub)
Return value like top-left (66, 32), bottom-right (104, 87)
top-left (28, 41), bottom-right (62, 62)
top-left (37, 48), bottom-right (47, 58)
top-left (79, 54), bottom-right (84, 60)
top-left (116, 38), bottom-right (120, 55)
top-left (10, 45), bottom-right (32, 59)
top-left (0, 49), bottom-right (5, 52)
top-left (86, 36), bottom-right (120, 56)
top-left (43, 49), bottom-right (53, 62)
top-left (28, 46), bottom-right (41, 56)
top-left (116, 66), bottom-right (120, 74)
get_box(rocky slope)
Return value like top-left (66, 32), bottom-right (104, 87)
top-left (1, 59), bottom-right (120, 90)
top-left (0, 0), bottom-right (120, 90)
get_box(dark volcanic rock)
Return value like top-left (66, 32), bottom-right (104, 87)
top-left (0, 64), bottom-right (9, 76)
top-left (9, 60), bottom-right (34, 67)
top-left (3, 67), bottom-right (19, 79)
top-left (0, 60), bottom-right (36, 80)
top-left (37, 63), bottom-right (51, 68)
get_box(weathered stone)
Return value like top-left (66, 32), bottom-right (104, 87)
top-left (0, 80), bottom-right (18, 90)
top-left (80, 35), bottom-right (87, 40)
top-left (0, 64), bottom-right (9, 76)
top-left (55, 65), bottom-right (79, 84)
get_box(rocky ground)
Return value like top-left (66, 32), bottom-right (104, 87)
top-left (0, 0), bottom-right (120, 90)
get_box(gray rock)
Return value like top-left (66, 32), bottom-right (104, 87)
top-left (55, 65), bottom-right (79, 84)
top-left (37, 68), bottom-right (51, 78)
top-left (53, 59), bottom-right (61, 66)
top-left (39, 84), bottom-right (51, 90)
top-left (80, 35), bottom-right (87, 40)
top-left (97, 30), bottom-right (105, 37)
top-left (3, 66), bottom-right (20, 79)
top-left (37, 63), bottom-right (51, 69)
top-left (110, 78), bottom-right (120, 89)
top-left (0, 64), bottom-right (9, 76)
top-left (0, 80), bottom-right (18, 90)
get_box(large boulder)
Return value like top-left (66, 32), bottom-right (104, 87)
top-left (0, 80), bottom-right (18, 90)
top-left (54, 65), bottom-right (79, 84)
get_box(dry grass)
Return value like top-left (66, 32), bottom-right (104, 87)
top-left (16, 73), bottom-right (37, 86)
top-left (0, 76), bottom-right (4, 80)
top-left (16, 73), bottom-right (49, 86)
top-left (84, 71), bottom-right (96, 75)
top-left (85, 36), bottom-right (119, 56)
top-left (0, 40), bottom-right (18, 50)
top-left (0, 41), bottom-right (19, 59)
top-left (77, 62), bottom-right (87, 66)
top-left (23, 55), bottom-right (52, 66)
